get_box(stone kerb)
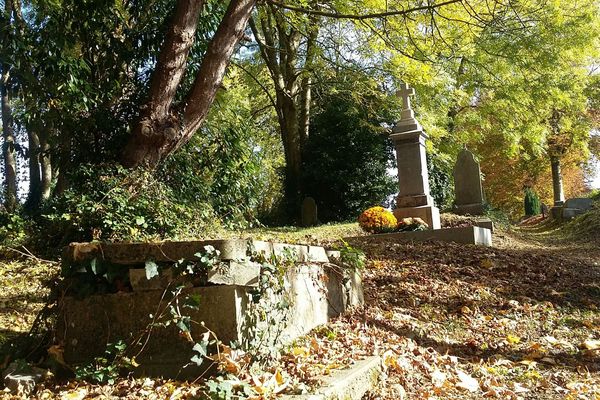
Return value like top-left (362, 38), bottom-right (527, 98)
top-left (346, 226), bottom-right (492, 247)
top-left (59, 239), bottom-right (362, 377)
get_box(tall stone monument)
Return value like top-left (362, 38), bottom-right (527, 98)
top-left (453, 146), bottom-right (485, 215)
top-left (391, 83), bottom-right (441, 230)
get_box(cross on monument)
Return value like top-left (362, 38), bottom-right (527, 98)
top-left (396, 82), bottom-right (415, 111)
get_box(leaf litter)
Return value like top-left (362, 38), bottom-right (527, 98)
top-left (3, 226), bottom-right (600, 398)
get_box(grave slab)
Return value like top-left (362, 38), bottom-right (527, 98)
top-left (345, 226), bottom-right (492, 246)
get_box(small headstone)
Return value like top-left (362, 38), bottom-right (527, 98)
top-left (301, 197), bottom-right (318, 227)
top-left (453, 146), bottom-right (485, 215)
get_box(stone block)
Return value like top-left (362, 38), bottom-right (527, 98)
top-left (453, 147), bottom-right (485, 215)
top-left (564, 198), bottom-right (593, 210)
top-left (272, 243), bottom-right (308, 262)
top-left (346, 226), bottom-right (492, 246)
top-left (301, 197), bottom-right (318, 227)
top-left (207, 261), bottom-right (260, 287)
top-left (455, 203), bottom-right (485, 216)
top-left (281, 356), bottom-right (381, 400)
top-left (63, 239), bottom-right (249, 266)
top-left (307, 246), bottom-right (329, 262)
top-left (283, 265), bottom-right (330, 341)
top-left (58, 285), bottom-right (251, 376)
top-left (59, 258), bottom-right (364, 378)
top-left (249, 240), bottom-right (273, 259)
top-left (393, 204), bottom-right (441, 230)
top-left (129, 268), bottom-right (176, 291)
top-left (561, 208), bottom-right (581, 220)
top-left (396, 194), bottom-right (431, 208)
top-left (551, 206), bottom-right (563, 219)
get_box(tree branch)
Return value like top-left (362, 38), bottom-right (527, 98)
top-left (145, 0), bottom-right (205, 121)
top-left (266, 0), bottom-right (463, 20)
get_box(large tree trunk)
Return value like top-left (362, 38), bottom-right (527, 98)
top-left (1, 67), bottom-right (17, 212)
top-left (122, 0), bottom-right (256, 168)
top-left (250, 7), bottom-right (319, 216)
top-left (550, 156), bottom-right (565, 206)
top-left (1, 0), bottom-right (17, 211)
top-left (26, 131), bottom-right (42, 208)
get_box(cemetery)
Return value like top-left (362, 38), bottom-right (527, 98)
top-left (0, 1), bottom-right (599, 399)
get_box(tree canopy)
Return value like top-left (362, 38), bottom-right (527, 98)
top-left (0, 0), bottom-right (598, 234)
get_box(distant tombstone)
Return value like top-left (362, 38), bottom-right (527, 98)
top-left (562, 197), bottom-right (594, 219)
top-left (453, 146), bottom-right (485, 215)
top-left (301, 197), bottom-right (318, 227)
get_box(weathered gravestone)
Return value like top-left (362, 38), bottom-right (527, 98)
top-left (562, 197), bottom-right (594, 219)
top-left (391, 83), bottom-right (441, 230)
top-left (301, 196), bottom-right (318, 227)
top-left (453, 146), bottom-right (485, 215)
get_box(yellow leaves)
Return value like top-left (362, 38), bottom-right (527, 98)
top-left (381, 349), bottom-right (410, 373)
top-left (382, 349), bottom-right (400, 371)
top-left (506, 334), bottom-right (521, 345)
top-left (480, 258), bottom-right (495, 269)
top-left (250, 369), bottom-right (288, 396)
top-left (524, 342), bottom-right (547, 360)
top-left (60, 389), bottom-right (87, 400)
top-left (460, 305), bottom-right (473, 315)
top-left (291, 346), bottom-right (310, 358)
top-left (210, 345), bottom-right (244, 374)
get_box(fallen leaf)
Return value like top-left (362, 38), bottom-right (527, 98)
top-left (292, 346), bottom-right (310, 357)
top-left (506, 334), bottom-right (521, 344)
top-left (582, 339), bottom-right (600, 350)
top-left (456, 370), bottom-right (480, 392)
top-left (431, 369), bottom-right (447, 387)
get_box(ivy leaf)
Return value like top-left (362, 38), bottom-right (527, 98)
top-left (145, 260), bottom-right (159, 280)
top-left (190, 354), bottom-right (203, 366)
top-left (193, 342), bottom-right (208, 357)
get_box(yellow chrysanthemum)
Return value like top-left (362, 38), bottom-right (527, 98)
top-left (358, 206), bottom-right (397, 234)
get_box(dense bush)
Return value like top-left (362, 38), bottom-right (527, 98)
top-left (39, 164), bottom-right (217, 246)
top-left (524, 187), bottom-right (541, 216)
top-left (0, 211), bottom-right (28, 246)
top-left (301, 91), bottom-right (396, 222)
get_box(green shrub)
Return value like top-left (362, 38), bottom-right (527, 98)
top-left (40, 164), bottom-right (217, 245)
top-left (524, 188), bottom-right (541, 216)
top-left (0, 211), bottom-right (27, 246)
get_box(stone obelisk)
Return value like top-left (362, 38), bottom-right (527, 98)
top-left (391, 83), bottom-right (441, 230)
